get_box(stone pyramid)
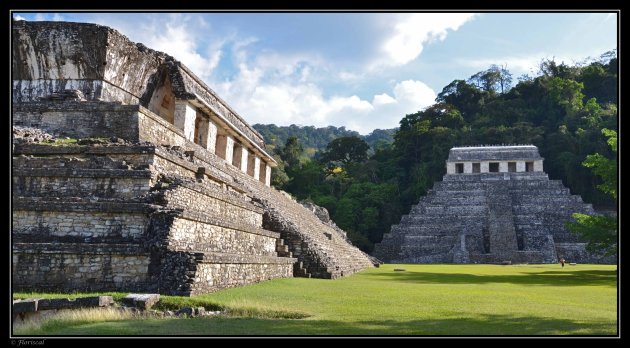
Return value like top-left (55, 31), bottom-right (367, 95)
top-left (373, 145), bottom-right (613, 264)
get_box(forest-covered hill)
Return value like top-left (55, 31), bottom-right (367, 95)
top-left (256, 52), bottom-right (618, 252)
top-left (253, 124), bottom-right (396, 157)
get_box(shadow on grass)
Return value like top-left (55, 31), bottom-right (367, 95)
top-left (363, 269), bottom-right (617, 287)
top-left (23, 313), bottom-right (617, 336)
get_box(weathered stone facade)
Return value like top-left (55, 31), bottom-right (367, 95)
top-left (12, 20), bottom-right (372, 295)
top-left (373, 145), bottom-right (615, 264)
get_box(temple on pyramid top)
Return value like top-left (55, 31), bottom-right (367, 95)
top-left (446, 145), bottom-right (543, 174)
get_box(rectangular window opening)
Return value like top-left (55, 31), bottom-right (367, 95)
top-left (489, 162), bottom-right (499, 172)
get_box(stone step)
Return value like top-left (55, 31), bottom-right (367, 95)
top-left (194, 251), bottom-right (296, 265)
top-left (413, 205), bottom-right (488, 215)
top-left (391, 225), bottom-right (477, 236)
top-left (512, 205), bottom-right (590, 214)
top-left (402, 214), bottom-right (486, 222)
top-left (422, 197), bottom-right (488, 205)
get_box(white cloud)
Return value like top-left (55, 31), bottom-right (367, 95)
top-left (378, 13), bottom-right (477, 67)
top-left (393, 80), bottom-right (436, 106)
top-left (52, 14), bottom-right (64, 21)
top-left (13, 15), bottom-right (26, 21)
top-left (218, 67), bottom-right (436, 134)
top-left (140, 20), bottom-right (222, 81)
top-left (209, 31), bottom-right (438, 134)
top-left (373, 93), bottom-right (396, 106)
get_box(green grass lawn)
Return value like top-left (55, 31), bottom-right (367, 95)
top-left (14, 264), bottom-right (617, 336)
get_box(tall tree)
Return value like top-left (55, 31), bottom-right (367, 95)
top-left (321, 136), bottom-right (369, 167)
top-left (567, 128), bottom-right (617, 256)
top-left (279, 136), bottom-right (303, 169)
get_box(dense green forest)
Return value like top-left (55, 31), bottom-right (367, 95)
top-left (253, 124), bottom-right (395, 157)
top-left (262, 52), bottom-right (618, 253)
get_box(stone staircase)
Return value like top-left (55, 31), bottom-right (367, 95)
top-left (253, 189), bottom-right (374, 279)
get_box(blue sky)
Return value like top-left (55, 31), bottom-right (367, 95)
top-left (13, 12), bottom-right (617, 134)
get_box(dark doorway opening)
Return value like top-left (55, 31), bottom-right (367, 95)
top-left (508, 162), bottom-right (516, 172)
top-left (526, 162), bottom-right (534, 172)
top-left (516, 232), bottom-right (524, 251)
top-left (472, 163), bottom-right (480, 173)
top-left (455, 163), bottom-right (464, 174)
top-left (482, 227), bottom-right (490, 253)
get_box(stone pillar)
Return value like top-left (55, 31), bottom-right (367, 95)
top-left (225, 136), bottom-right (234, 164)
top-left (446, 162), bottom-right (456, 174)
top-left (258, 161), bottom-right (267, 184)
top-left (499, 162), bottom-right (508, 173)
top-left (174, 101), bottom-right (196, 141)
top-left (232, 144), bottom-right (249, 173)
top-left (480, 161), bottom-right (489, 173)
top-left (253, 156), bottom-right (261, 181)
top-left (534, 160), bottom-right (543, 172)
top-left (215, 133), bottom-right (234, 163)
top-left (265, 164), bottom-right (272, 187)
top-left (464, 162), bottom-right (472, 174)
top-left (207, 119), bottom-right (217, 153)
top-left (516, 161), bottom-right (526, 172)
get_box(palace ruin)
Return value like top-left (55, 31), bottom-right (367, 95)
top-left (12, 20), bottom-right (373, 295)
top-left (373, 145), bottom-right (614, 264)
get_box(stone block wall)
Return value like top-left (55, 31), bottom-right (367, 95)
top-left (13, 243), bottom-right (151, 292)
top-left (13, 210), bottom-right (148, 242)
top-left (13, 102), bottom-right (142, 141)
top-left (13, 171), bottom-right (151, 200)
top-left (169, 217), bottom-right (277, 255)
top-left (192, 261), bottom-right (294, 295)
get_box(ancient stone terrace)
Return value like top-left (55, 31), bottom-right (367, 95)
top-left (12, 20), bottom-right (372, 295)
top-left (373, 145), bottom-right (614, 264)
